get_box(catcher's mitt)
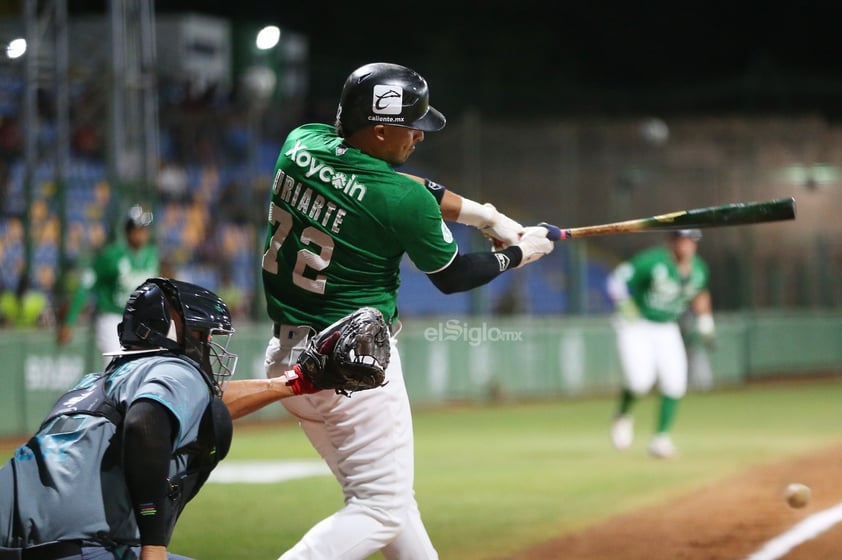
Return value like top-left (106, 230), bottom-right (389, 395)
top-left (296, 307), bottom-right (390, 397)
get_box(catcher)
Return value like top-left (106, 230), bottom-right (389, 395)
top-left (224, 306), bottom-right (389, 419)
top-left (0, 279), bottom-right (386, 560)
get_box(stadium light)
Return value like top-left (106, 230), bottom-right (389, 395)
top-left (5, 38), bottom-right (26, 59)
top-left (255, 26), bottom-right (281, 50)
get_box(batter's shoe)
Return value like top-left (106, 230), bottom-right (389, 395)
top-left (648, 433), bottom-right (677, 459)
top-left (611, 414), bottom-right (633, 450)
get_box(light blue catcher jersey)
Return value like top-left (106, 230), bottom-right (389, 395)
top-left (0, 355), bottom-right (211, 547)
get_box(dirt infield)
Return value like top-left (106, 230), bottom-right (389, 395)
top-left (510, 443), bottom-right (842, 560)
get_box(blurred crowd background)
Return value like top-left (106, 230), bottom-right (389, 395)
top-left (0, 2), bottom-right (840, 331)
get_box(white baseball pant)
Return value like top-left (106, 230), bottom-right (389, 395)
top-left (265, 325), bottom-right (438, 560)
top-left (613, 317), bottom-right (688, 398)
top-left (95, 312), bottom-right (123, 368)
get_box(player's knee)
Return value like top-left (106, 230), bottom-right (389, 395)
top-left (626, 381), bottom-right (652, 396)
top-left (661, 387), bottom-right (686, 399)
top-left (357, 503), bottom-right (405, 541)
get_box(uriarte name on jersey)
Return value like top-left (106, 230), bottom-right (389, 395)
top-left (285, 140), bottom-right (366, 202)
top-left (272, 168), bottom-right (348, 234)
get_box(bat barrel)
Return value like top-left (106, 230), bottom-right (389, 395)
top-left (683, 197), bottom-right (796, 226)
top-left (540, 197), bottom-right (796, 241)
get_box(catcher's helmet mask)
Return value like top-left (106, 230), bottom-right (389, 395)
top-left (113, 277), bottom-right (238, 392)
top-left (336, 62), bottom-right (446, 137)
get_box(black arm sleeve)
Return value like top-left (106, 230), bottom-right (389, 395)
top-left (423, 178), bottom-right (446, 204)
top-left (427, 247), bottom-right (523, 294)
top-left (123, 399), bottom-right (177, 547)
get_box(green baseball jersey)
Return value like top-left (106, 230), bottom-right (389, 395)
top-left (65, 240), bottom-right (159, 324)
top-left (614, 246), bottom-right (709, 322)
top-left (262, 123), bottom-right (457, 330)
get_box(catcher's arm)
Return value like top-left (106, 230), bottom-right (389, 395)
top-left (223, 308), bottom-right (391, 418)
top-left (223, 332), bottom-right (342, 419)
top-left (222, 375), bottom-right (304, 420)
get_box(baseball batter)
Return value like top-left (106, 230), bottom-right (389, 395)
top-left (59, 204), bottom-right (159, 364)
top-left (261, 62), bottom-right (553, 559)
top-left (606, 229), bottom-right (714, 458)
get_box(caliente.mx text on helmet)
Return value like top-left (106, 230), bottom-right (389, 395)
top-left (336, 62), bottom-right (446, 137)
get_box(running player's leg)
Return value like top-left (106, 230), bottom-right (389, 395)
top-left (611, 320), bottom-right (658, 449)
top-left (95, 312), bottom-right (123, 367)
top-left (615, 320), bottom-right (659, 402)
top-left (649, 322), bottom-right (688, 457)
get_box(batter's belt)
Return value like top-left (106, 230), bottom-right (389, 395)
top-left (273, 320), bottom-right (400, 340)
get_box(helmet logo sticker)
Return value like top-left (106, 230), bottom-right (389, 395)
top-left (372, 85), bottom-right (402, 115)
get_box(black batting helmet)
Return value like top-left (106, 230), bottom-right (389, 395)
top-left (671, 229), bottom-right (703, 241)
top-left (335, 62), bottom-right (446, 137)
top-left (118, 278), bottom-right (238, 390)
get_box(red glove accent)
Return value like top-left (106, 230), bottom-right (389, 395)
top-left (283, 331), bottom-right (342, 395)
top-left (318, 330), bottom-right (341, 353)
top-left (282, 364), bottom-right (319, 395)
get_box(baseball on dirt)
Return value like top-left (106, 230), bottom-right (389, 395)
top-left (785, 483), bottom-right (811, 508)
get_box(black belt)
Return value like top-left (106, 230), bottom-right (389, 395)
top-left (273, 323), bottom-right (315, 338)
top-left (19, 540), bottom-right (83, 560)
top-left (273, 321), bottom-right (395, 339)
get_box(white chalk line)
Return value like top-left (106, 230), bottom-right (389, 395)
top-left (744, 502), bottom-right (842, 560)
top-left (208, 459), bottom-right (331, 484)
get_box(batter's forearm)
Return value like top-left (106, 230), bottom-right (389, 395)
top-left (223, 377), bottom-right (297, 420)
top-left (427, 248), bottom-right (522, 294)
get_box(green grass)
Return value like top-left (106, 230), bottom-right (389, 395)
top-left (4, 378), bottom-right (842, 559)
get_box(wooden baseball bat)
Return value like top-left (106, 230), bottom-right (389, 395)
top-left (539, 196), bottom-right (796, 241)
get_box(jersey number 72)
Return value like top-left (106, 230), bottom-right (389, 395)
top-left (261, 203), bottom-right (334, 295)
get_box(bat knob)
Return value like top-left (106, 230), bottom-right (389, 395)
top-left (538, 222), bottom-right (563, 241)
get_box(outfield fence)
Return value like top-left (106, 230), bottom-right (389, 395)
top-left (1, 310), bottom-right (840, 437)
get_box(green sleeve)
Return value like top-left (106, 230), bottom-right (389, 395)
top-left (63, 247), bottom-right (118, 326)
top-left (390, 182), bottom-right (457, 273)
top-left (625, 251), bottom-right (653, 301)
top-left (63, 266), bottom-right (95, 326)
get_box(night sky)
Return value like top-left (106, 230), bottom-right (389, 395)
top-left (74, 1), bottom-right (842, 119)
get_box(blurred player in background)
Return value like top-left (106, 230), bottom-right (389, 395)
top-left (261, 61), bottom-right (553, 559)
top-left (58, 204), bottom-right (159, 364)
top-left (606, 229), bottom-right (715, 458)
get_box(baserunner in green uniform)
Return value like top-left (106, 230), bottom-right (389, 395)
top-left (58, 205), bottom-right (159, 365)
top-left (606, 229), bottom-right (715, 458)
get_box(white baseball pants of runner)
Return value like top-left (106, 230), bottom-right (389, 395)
top-left (95, 312), bottom-right (123, 367)
top-left (613, 317), bottom-right (688, 398)
top-left (265, 325), bottom-right (438, 560)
